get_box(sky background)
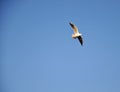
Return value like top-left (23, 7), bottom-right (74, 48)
top-left (1, 0), bottom-right (120, 92)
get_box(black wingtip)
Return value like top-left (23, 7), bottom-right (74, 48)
top-left (69, 22), bottom-right (74, 28)
top-left (80, 42), bottom-right (83, 46)
top-left (77, 36), bottom-right (83, 46)
top-left (69, 22), bottom-right (72, 24)
top-left (69, 22), bottom-right (72, 25)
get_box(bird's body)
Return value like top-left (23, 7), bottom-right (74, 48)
top-left (69, 22), bottom-right (83, 46)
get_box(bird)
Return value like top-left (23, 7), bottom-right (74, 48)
top-left (69, 22), bottom-right (83, 46)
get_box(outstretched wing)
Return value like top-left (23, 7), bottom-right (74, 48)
top-left (69, 22), bottom-right (79, 33)
top-left (77, 36), bottom-right (83, 46)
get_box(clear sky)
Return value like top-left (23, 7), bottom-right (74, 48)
top-left (1, 0), bottom-right (120, 92)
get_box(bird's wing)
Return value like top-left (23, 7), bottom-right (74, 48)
top-left (69, 22), bottom-right (79, 33)
top-left (77, 36), bottom-right (83, 46)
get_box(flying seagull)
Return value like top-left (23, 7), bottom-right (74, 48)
top-left (69, 22), bottom-right (83, 46)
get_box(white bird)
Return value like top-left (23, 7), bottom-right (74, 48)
top-left (69, 22), bottom-right (83, 46)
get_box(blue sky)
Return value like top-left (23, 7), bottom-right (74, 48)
top-left (1, 0), bottom-right (120, 92)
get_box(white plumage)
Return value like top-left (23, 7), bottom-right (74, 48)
top-left (69, 22), bottom-right (83, 46)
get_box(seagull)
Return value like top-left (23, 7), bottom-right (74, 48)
top-left (69, 22), bottom-right (83, 46)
